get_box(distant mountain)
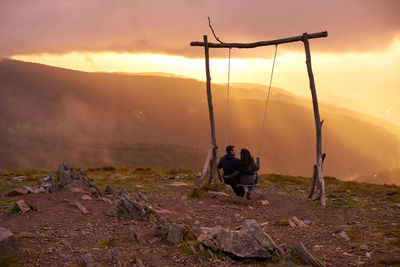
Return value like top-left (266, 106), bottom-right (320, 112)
top-left (1, 59), bottom-right (399, 184)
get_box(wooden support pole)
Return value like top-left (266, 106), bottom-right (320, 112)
top-left (193, 145), bottom-right (214, 193)
top-left (203, 35), bottom-right (219, 190)
top-left (191, 31), bottom-right (327, 49)
top-left (302, 33), bottom-right (326, 206)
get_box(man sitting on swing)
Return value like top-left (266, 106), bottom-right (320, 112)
top-left (217, 146), bottom-right (245, 197)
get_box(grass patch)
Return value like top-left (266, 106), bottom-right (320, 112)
top-left (178, 242), bottom-right (195, 256)
top-left (0, 199), bottom-right (18, 213)
top-left (188, 190), bottom-right (208, 199)
top-left (8, 203), bottom-right (21, 214)
top-left (0, 255), bottom-right (22, 267)
top-left (261, 173), bottom-right (311, 188)
top-left (277, 220), bottom-right (289, 226)
top-left (121, 252), bottom-right (137, 263)
top-left (94, 238), bottom-right (115, 248)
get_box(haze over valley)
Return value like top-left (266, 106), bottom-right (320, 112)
top-left (1, 59), bottom-right (399, 184)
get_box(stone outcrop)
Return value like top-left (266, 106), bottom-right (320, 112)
top-left (198, 219), bottom-right (282, 259)
top-left (106, 194), bottom-right (153, 221)
top-left (37, 163), bottom-right (100, 196)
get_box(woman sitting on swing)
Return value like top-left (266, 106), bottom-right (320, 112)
top-left (239, 148), bottom-right (260, 200)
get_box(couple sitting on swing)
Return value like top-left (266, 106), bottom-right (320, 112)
top-left (218, 145), bottom-right (260, 200)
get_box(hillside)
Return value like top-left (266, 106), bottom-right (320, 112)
top-left (0, 58), bottom-right (399, 183)
top-left (0, 167), bottom-right (399, 266)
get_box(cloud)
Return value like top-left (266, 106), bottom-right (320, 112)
top-left (0, 0), bottom-right (399, 58)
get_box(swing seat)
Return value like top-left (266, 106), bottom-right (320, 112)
top-left (238, 174), bottom-right (259, 186)
top-left (224, 171), bottom-right (259, 186)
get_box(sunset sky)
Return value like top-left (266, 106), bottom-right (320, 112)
top-left (1, 0), bottom-right (400, 125)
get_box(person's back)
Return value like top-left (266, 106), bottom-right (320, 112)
top-left (217, 146), bottom-right (244, 197)
top-left (218, 153), bottom-right (240, 175)
top-left (238, 148), bottom-right (260, 200)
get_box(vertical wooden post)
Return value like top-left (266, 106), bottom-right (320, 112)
top-left (302, 33), bottom-right (326, 206)
top-left (203, 35), bottom-right (219, 190)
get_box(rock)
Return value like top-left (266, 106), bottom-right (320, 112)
top-left (155, 221), bottom-right (196, 245)
top-left (21, 186), bottom-right (35, 193)
top-left (166, 223), bottom-right (184, 245)
top-left (137, 192), bottom-right (148, 203)
top-left (288, 216), bottom-right (308, 228)
top-left (106, 195), bottom-right (156, 221)
top-left (181, 195), bottom-right (188, 201)
top-left (16, 199), bottom-right (31, 213)
top-left (71, 187), bottom-right (86, 193)
top-left (169, 182), bottom-right (188, 187)
top-left (33, 187), bottom-right (45, 194)
top-left (88, 187), bottom-right (100, 198)
top-left (360, 244), bottom-right (368, 250)
top-left (105, 185), bottom-right (114, 195)
top-left (261, 200), bottom-right (269, 205)
top-left (5, 188), bottom-right (29, 197)
top-left (366, 252), bottom-right (371, 258)
top-left (303, 220), bottom-right (312, 226)
top-left (100, 197), bottom-right (113, 204)
top-left (76, 255), bottom-right (96, 267)
top-left (79, 169), bottom-right (86, 176)
top-left (338, 231), bottom-right (350, 240)
top-left (110, 249), bottom-right (124, 267)
top-left (38, 163), bottom-right (100, 195)
top-left (326, 198), bottom-right (332, 206)
top-left (127, 228), bottom-right (146, 245)
top-left (81, 194), bottom-right (92, 200)
top-left (393, 203), bottom-right (400, 209)
top-left (192, 172), bottom-right (201, 178)
top-left (117, 187), bottom-right (128, 196)
top-left (0, 226), bottom-right (20, 257)
top-left (330, 192), bottom-right (344, 198)
top-left (198, 219), bottom-right (282, 259)
top-left (12, 176), bottom-right (26, 182)
top-left (228, 204), bottom-right (240, 210)
top-left (295, 242), bottom-right (325, 267)
top-left (65, 200), bottom-right (90, 214)
top-left (60, 239), bottom-right (72, 251)
top-left (208, 190), bottom-right (229, 197)
top-left (175, 174), bottom-right (187, 179)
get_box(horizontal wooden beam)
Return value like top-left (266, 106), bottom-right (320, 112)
top-left (190, 31), bottom-right (327, 49)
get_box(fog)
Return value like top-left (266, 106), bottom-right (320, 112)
top-left (0, 59), bottom-right (399, 185)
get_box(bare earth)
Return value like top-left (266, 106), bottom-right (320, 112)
top-left (1, 175), bottom-right (400, 266)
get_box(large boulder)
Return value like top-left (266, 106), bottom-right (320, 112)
top-left (37, 163), bottom-right (100, 196)
top-left (0, 226), bottom-right (20, 257)
top-left (198, 219), bottom-right (282, 259)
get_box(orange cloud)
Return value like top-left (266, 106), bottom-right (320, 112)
top-left (1, 0), bottom-right (399, 58)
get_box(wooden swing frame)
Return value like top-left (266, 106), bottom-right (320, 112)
top-left (190, 31), bottom-right (328, 206)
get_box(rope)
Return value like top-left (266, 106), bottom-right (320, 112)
top-left (257, 44), bottom-right (278, 157)
top-left (225, 47), bottom-right (231, 147)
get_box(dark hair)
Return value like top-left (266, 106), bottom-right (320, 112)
top-left (226, 145), bottom-right (235, 154)
top-left (240, 148), bottom-right (254, 166)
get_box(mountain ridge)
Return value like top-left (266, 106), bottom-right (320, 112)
top-left (0, 58), bottom-right (399, 184)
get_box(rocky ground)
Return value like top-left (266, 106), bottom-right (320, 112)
top-left (0, 166), bottom-right (399, 266)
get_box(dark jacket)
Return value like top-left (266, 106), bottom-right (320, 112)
top-left (217, 153), bottom-right (240, 175)
top-left (239, 158), bottom-right (260, 185)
